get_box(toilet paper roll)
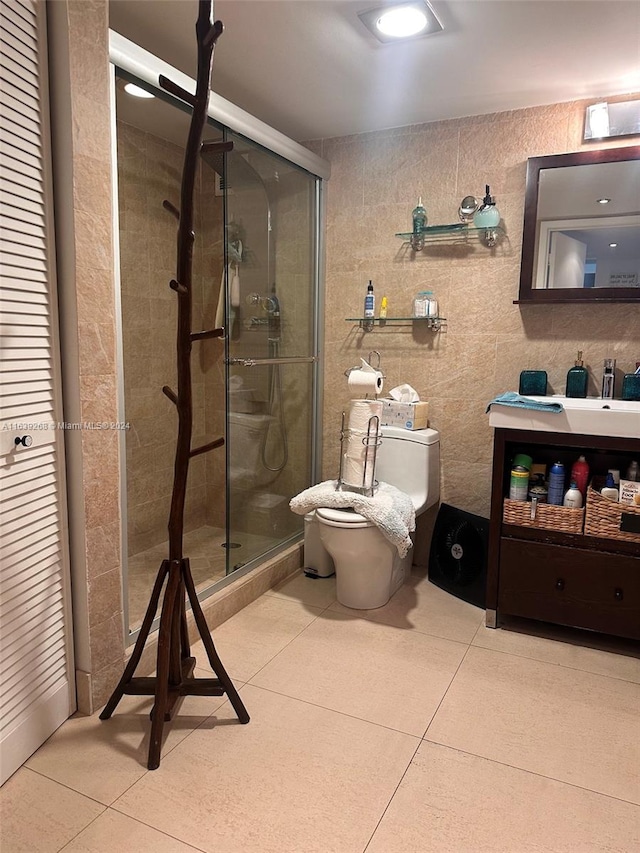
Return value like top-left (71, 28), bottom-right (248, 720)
top-left (347, 399), bottom-right (383, 432)
top-left (342, 452), bottom-right (376, 490)
top-left (347, 369), bottom-right (384, 397)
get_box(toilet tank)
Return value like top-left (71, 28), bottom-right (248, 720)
top-left (375, 425), bottom-right (440, 514)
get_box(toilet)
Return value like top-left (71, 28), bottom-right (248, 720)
top-left (315, 424), bottom-right (440, 609)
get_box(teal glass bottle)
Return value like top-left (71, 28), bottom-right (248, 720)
top-left (566, 350), bottom-right (588, 398)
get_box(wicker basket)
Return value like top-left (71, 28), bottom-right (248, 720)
top-left (584, 483), bottom-right (640, 543)
top-left (503, 498), bottom-right (584, 534)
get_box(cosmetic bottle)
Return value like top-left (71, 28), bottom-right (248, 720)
top-left (600, 472), bottom-right (619, 501)
top-left (379, 296), bottom-right (388, 324)
top-left (473, 185), bottom-right (501, 228)
top-left (570, 455), bottom-right (589, 500)
top-left (363, 280), bottom-right (375, 331)
top-left (412, 197), bottom-right (427, 236)
top-left (563, 482), bottom-right (583, 509)
top-left (566, 351), bottom-right (588, 398)
top-left (548, 461), bottom-right (566, 506)
top-left (601, 358), bottom-right (615, 399)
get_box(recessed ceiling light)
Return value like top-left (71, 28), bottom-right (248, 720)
top-left (124, 82), bottom-right (155, 99)
top-left (358, 1), bottom-right (443, 44)
top-left (376, 6), bottom-right (427, 37)
top-left (597, 197), bottom-right (611, 204)
top-left (609, 242), bottom-right (618, 248)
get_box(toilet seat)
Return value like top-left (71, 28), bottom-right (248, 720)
top-left (315, 506), bottom-right (373, 528)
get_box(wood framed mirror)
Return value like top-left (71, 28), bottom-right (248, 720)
top-left (517, 145), bottom-right (640, 303)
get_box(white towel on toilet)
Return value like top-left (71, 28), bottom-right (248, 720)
top-left (289, 480), bottom-right (415, 557)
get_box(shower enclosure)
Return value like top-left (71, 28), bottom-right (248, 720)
top-left (110, 33), bottom-right (327, 640)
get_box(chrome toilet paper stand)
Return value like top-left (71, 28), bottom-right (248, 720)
top-left (336, 411), bottom-right (381, 497)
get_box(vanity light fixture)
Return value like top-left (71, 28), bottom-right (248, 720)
top-left (124, 82), bottom-right (155, 99)
top-left (358, 1), bottom-right (444, 44)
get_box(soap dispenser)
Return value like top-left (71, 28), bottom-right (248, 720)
top-left (566, 351), bottom-right (588, 398)
top-left (473, 185), bottom-right (501, 229)
top-left (412, 197), bottom-right (427, 236)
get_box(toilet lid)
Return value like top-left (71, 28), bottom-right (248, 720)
top-left (315, 506), bottom-right (373, 526)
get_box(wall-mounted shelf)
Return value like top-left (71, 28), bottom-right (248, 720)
top-left (396, 223), bottom-right (505, 250)
top-left (345, 316), bottom-right (445, 332)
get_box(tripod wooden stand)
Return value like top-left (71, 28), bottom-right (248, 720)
top-left (100, 1), bottom-right (249, 770)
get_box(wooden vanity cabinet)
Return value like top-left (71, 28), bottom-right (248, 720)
top-left (487, 428), bottom-right (640, 640)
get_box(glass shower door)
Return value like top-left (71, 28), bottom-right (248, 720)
top-left (222, 132), bottom-right (319, 574)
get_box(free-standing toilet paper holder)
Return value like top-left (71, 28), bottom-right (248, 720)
top-left (336, 411), bottom-right (382, 497)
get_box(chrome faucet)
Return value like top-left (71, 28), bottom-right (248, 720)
top-left (601, 358), bottom-right (616, 399)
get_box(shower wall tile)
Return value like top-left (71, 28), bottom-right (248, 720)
top-left (318, 98), bottom-right (640, 517)
top-left (58, 0), bottom-right (125, 711)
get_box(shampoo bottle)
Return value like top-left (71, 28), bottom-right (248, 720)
top-left (566, 351), bottom-right (588, 398)
top-left (363, 280), bottom-right (375, 331)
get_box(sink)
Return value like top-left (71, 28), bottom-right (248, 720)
top-left (488, 396), bottom-right (640, 439)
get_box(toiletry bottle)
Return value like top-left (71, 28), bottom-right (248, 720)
top-left (548, 461), bottom-right (566, 506)
top-left (473, 185), bottom-right (500, 228)
top-left (570, 455), bottom-right (589, 500)
top-left (601, 358), bottom-right (615, 398)
top-left (626, 460), bottom-right (639, 482)
top-left (601, 472), bottom-right (619, 501)
top-left (412, 197), bottom-right (427, 236)
top-left (566, 351), bottom-right (588, 398)
top-left (363, 280), bottom-right (375, 331)
top-left (563, 481), bottom-right (583, 509)
top-left (379, 296), bottom-right (388, 323)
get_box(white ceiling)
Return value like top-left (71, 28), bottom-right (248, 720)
top-left (108, 0), bottom-right (640, 142)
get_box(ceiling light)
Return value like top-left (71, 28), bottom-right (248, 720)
top-left (376, 6), bottom-right (427, 37)
top-left (609, 242), bottom-right (618, 248)
top-left (597, 198), bottom-right (611, 204)
top-left (358, 2), bottom-right (443, 44)
top-left (124, 82), bottom-right (155, 99)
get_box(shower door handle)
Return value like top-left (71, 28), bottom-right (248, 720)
top-left (226, 356), bottom-right (318, 367)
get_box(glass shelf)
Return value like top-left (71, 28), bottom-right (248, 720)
top-left (345, 316), bottom-right (445, 332)
top-left (396, 223), bottom-right (504, 249)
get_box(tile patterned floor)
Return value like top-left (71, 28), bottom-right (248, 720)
top-left (2, 571), bottom-right (639, 852)
top-left (127, 525), bottom-right (276, 631)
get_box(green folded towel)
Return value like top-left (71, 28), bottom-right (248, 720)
top-left (486, 392), bottom-right (564, 414)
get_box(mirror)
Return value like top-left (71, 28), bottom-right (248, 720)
top-left (518, 145), bottom-right (640, 303)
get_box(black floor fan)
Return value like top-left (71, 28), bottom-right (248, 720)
top-left (428, 504), bottom-right (489, 608)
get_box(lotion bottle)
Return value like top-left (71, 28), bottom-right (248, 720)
top-left (601, 472), bottom-right (619, 501)
top-left (563, 482), bottom-right (583, 508)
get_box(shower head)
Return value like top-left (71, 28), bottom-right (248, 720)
top-left (200, 141), bottom-right (265, 191)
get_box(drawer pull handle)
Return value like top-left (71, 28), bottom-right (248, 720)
top-left (614, 588), bottom-right (624, 602)
top-left (555, 578), bottom-right (565, 591)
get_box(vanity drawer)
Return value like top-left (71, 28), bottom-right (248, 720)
top-left (498, 538), bottom-right (640, 640)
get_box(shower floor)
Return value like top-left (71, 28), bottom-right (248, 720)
top-left (127, 524), bottom-right (277, 632)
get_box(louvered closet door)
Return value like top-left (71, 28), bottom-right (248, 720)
top-left (0, 0), bottom-right (75, 785)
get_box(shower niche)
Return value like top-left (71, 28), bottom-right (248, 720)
top-left (112, 49), bottom-right (324, 642)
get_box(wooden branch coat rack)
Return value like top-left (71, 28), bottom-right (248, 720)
top-left (100, 1), bottom-right (249, 771)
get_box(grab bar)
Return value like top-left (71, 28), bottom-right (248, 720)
top-left (226, 356), bottom-right (318, 367)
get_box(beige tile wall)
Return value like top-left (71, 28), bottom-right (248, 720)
top-left (51, 0), bottom-right (124, 711)
top-left (308, 98), bottom-right (640, 533)
top-left (116, 122), bottom-right (225, 555)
